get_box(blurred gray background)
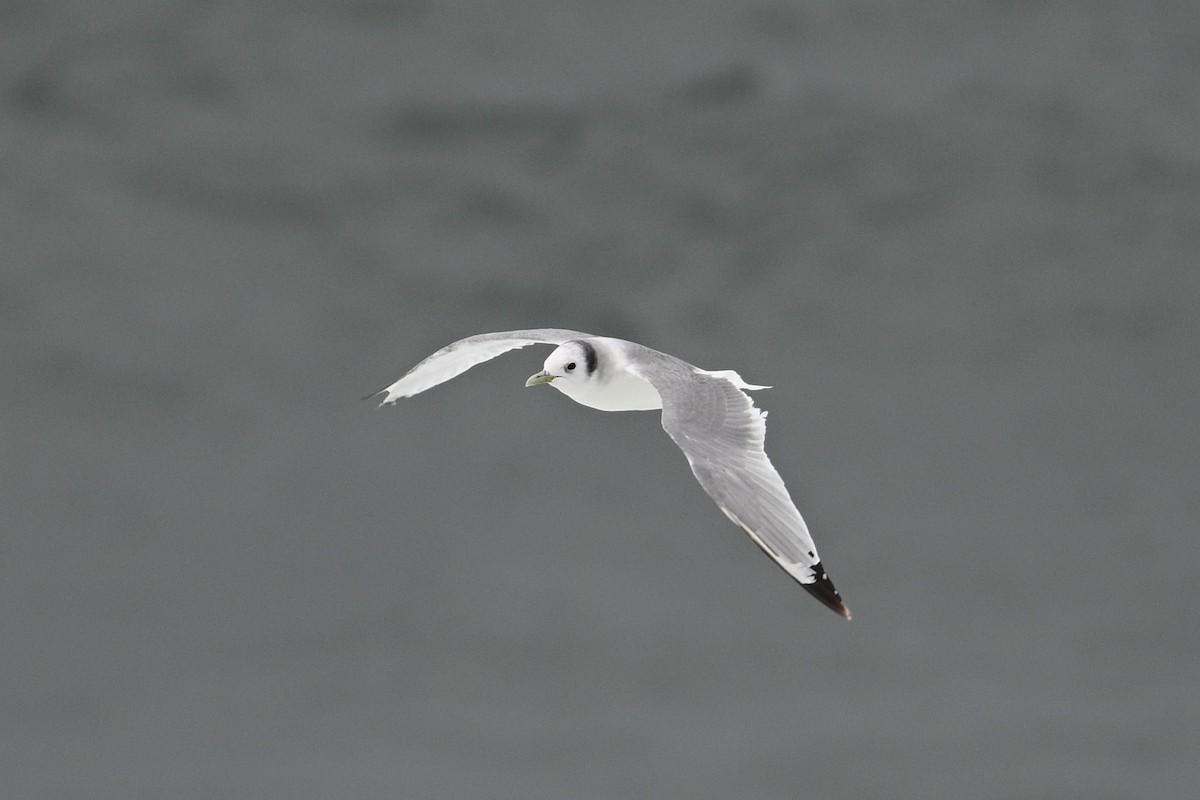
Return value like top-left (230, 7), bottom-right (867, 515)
top-left (3, 1), bottom-right (1198, 797)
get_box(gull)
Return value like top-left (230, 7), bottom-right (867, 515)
top-left (371, 329), bottom-right (850, 619)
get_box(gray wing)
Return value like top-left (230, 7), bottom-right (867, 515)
top-left (630, 358), bottom-right (851, 618)
top-left (372, 328), bottom-right (594, 405)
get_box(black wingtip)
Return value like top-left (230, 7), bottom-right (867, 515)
top-left (361, 388), bottom-right (392, 406)
top-left (803, 561), bottom-right (852, 620)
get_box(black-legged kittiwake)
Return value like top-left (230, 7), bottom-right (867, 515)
top-left (371, 329), bottom-right (851, 619)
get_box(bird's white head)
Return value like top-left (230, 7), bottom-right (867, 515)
top-left (524, 340), bottom-right (598, 397)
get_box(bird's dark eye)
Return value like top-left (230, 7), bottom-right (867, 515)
top-left (565, 362), bottom-right (576, 371)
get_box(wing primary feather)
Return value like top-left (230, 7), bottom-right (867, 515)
top-left (731, 516), bottom-right (852, 620)
top-left (801, 565), bottom-right (852, 620)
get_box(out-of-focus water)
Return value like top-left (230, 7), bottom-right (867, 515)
top-left (3, 2), bottom-right (1198, 797)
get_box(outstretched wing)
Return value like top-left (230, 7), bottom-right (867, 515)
top-left (632, 359), bottom-right (851, 619)
top-left (371, 328), bottom-right (594, 405)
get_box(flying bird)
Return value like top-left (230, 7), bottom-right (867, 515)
top-left (372, 329), bottom-right (850, 619)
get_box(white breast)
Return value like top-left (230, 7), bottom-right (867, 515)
top-left (557, 368), bottom-right (663, 411)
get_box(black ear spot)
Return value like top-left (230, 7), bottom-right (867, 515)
top-left (580, 341), bottom-right (598, 375)
top-left (565, 362), bottom-right (576, 371)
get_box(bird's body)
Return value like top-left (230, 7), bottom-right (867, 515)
top-left (374, 329), bottom-right (851, 619)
